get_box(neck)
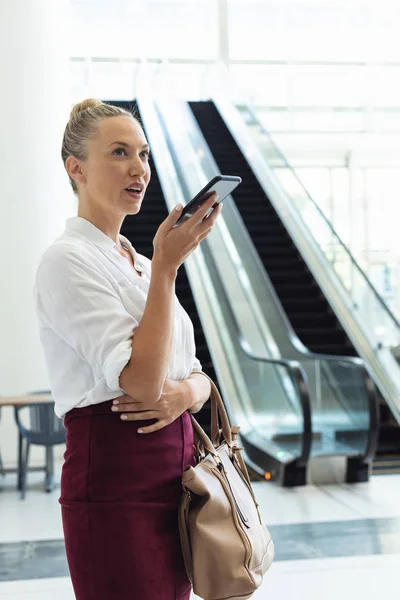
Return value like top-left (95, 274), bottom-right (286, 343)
top-left (78, 203), bottom-right (125, 248)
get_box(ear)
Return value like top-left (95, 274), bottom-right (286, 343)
top-left (65, 156), bottom-right (87, 186)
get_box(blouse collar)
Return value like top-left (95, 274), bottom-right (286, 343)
top-left (65, 216), bottom-right (143, 272)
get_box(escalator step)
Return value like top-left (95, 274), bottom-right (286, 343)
top-left (310, 344), bottom-right (354, 354)
top-left (273, 283), bottom-right (322, 294)
top-left (241, 216), bottom-right (284, 225)
top-left (265, 268), bottom-right (312, 279)
top-left (294, 328), bottom-right (347, 342)
top-left (252, 238), bottom-right (294, 247)
top-left (290, 314), bottom-right (338, 327)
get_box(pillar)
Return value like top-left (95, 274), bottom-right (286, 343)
top-left (0, 0), bottom-right (75, 466)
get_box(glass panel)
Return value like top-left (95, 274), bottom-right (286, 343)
top-left (301, 358), bottom-right (369, 457)
top-left (153, 63), bottom-right (212, 100)
top-left (290, 109), bottom-right (365, 133)
top-left (228, 2), bottom-right (400, 63)
top-left (249, 106), bottom-right (400, 350)
top-left (205, 250), bottom-right (305, 461)
top-left (229, 65), bottom-right (292, 106)
top-left (368, 67), bottom-right (400, 107)
top-left (89, 61), bottom-right (139, 100)
top-left (331, 168), bottom-right (351, 246)
top-left (70, 0), bottom-right (218, 59)
top-left (288, 66), bottom-right (366, 108)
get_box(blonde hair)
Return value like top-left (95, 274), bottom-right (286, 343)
top-left (61, 99), bottom-right (141, 194)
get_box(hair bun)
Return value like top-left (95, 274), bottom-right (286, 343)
top-left (70, 98), bottom-right (103, 119)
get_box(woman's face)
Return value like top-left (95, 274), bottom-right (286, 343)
top-left (77, 116), bottom-right (151, 216)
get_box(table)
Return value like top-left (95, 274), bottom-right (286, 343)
top-left (0, 394), bottom-right (55, 492)
top-left (0, 394), bottom-right (53, 407)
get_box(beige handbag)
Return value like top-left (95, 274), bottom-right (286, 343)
top-left (179, 374), bottom-right (274, 600)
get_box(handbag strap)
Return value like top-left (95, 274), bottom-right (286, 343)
top-left (189, 374), bottom-right (231, 457)
top-left (191, 374), bottom-right (257, 490)
top-left (193, 372), bottom-right (232, 447)
top-left (190, 374), bottom-right (260, 513)
top-left (190, 411), bottom-right (255, 493)
top-left (189, 376), bottom-right (265, 524)
top-left (190, 414), bottom-right (219, 457)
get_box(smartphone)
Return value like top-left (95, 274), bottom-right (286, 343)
top-left (173, 175), bottom-right (242, 228)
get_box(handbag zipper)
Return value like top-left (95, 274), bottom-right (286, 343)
top-left (217, 462), bottom-right (250, 528)
top-left (230, 453), bottom-right (263, 525)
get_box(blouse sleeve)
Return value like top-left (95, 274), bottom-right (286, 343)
top-left (191, 355), bottom-right (203, 373)
top-left (35, 245), bottom-right (138, 391)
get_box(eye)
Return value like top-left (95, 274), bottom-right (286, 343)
top-left (112, 147), bottom-right (127, 156)
top-left (140, 150), bottom-right (150, 160)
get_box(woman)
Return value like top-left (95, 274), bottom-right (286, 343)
top-left (34, 99), bottom-right (222, 600)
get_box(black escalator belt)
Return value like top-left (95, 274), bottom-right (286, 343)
top-left (189, 101), bottom-right (356, 356)
top-left (104, 100), bottom-right (217, 427)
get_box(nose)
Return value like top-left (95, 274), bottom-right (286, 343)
top-left (129, 154), bottom-right (147, 178)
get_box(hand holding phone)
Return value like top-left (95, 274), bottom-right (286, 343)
top-left (153, 191), bottom-right (224, 273)
top-left (173, 175), bottom-right (242, 228)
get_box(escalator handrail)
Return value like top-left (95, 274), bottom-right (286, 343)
top-left (359, 363), bottom-right (380, 463)
top-left (302, 351), bottom-right (364, 367)
top-left (241, 339), bottom-right (380, 463)
top-left (247, 103), bottom-right (400, 333)
top-left (305, 349), bottom-right (381, 455)
top-left (200, 241), bottom-right (313, 468)
top-left (237, 337), bottom-right (312, 467)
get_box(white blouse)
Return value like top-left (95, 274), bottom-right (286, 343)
top-left (34, 216), bottom-right (202, 418)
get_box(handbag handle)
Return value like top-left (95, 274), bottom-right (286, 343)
top-left (190, 374), bottom-right (255, 499)
top-left (190, 415), bottom-right (219, 457)
top-left (192, 372), bottom-right (232, 447)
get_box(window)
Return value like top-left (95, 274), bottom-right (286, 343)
top-left (70, 0), bottom-right (218, 60)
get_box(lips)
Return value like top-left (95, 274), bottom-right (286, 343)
top-left (125, 182), bottom-right (144, 193)
top-left (126, 187), bottom-right (142, 193)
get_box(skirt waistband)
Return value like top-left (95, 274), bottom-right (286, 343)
top-left (67, 400), bottom-right (122, 418)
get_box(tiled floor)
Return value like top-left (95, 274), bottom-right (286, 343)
top-left (1, 466), bottom-right (399, 599)
top-left (1, 555), bottom-right (399, 600)
top-left (2, 467), bottom-right (400, 544)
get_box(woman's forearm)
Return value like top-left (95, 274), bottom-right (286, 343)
top-left (119, 262), bottom-right (177, 403)
top-left (186, 372), bottom-right (212, 414)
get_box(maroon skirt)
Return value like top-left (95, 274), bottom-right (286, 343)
top-left (60, 400), bottom-right (196, 600)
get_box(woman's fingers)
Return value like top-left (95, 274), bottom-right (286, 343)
top-left (111, 401), bottom-right (145, 411)
top-left (197, 202), bottom-right (223, 232)
top-left (113, 395), bottom-right (135, 404)
top-left (136, 420), bottom-right (171, 435)
top-left (152, 192), bottom-right (223, 271)
top-left (186, 194), bottom-right (220, 226)
top-left (116, 409), bottom-right (157, 420)
top-left (118, 410), bottom-right (171, 434)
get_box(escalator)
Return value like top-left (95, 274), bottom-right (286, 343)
top-left (189, 101), bottom-right (355, 356)
top-left (107, 100), bottom-right (217, 431)
top-left (155, 96), bottom-right (378, 485)
top-left (188, 100), bottom-right (400, 473)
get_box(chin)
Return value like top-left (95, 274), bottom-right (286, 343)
top-left (126, 204), bottom-right (142, 216)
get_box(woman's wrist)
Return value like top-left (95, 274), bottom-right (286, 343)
top-left (185, 372), bottom-right (211, 414)
top-left (151, 256), bottom-right (178, 280)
